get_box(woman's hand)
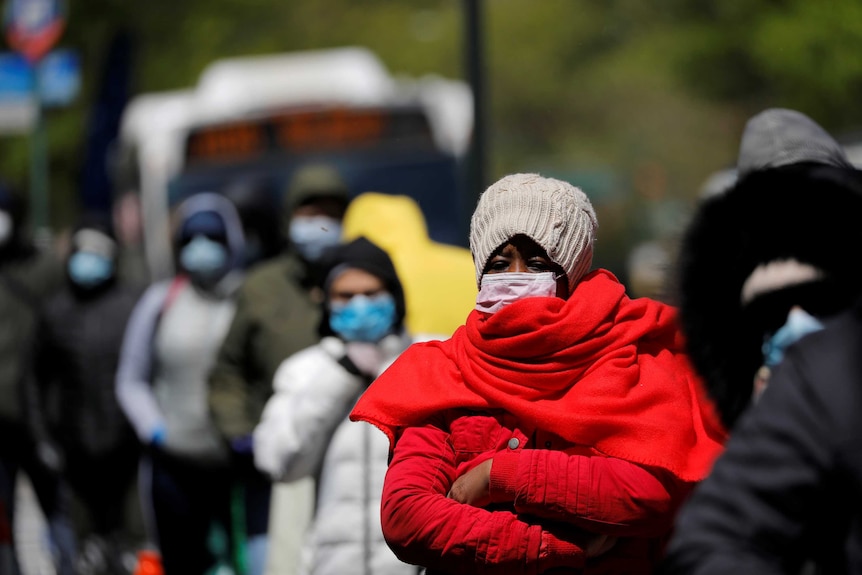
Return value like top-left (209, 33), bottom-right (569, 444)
top-left (446, 455), bottom-right (618, 561)
top-left (447, 458), bottom-right (493, 507)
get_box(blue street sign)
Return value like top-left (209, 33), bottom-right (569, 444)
top-left (38, 47), bottom-right (78, 106)
top-left (0, 50), bottom-right (32, 100)
top-left (0, 49), bottom-right (79, 106)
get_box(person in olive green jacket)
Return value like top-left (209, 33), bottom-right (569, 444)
top-left (207, 163), bottom-right (350, 575)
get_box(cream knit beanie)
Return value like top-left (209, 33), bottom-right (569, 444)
top-left (469, 173), bottom-right (598, 294)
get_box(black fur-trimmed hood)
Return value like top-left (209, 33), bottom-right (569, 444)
top-left (675, 164), bottom-right (862, 429)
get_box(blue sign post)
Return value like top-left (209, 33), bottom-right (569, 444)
top-left (3, 0), bottom-right (67, 239)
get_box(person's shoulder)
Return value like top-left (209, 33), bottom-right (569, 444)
top-left (775, 305), bottom-right (862, 407)
top-left (272, 338), bottom-right (343, 382)
top-left (797, 305), bottom-right (862, 353)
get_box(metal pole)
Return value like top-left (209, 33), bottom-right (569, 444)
top-left (463, 0), bottom-right (487, 233)
top-left (29, 65), bottom-right (50, 245)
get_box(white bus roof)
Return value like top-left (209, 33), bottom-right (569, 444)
top-left (193, 46), bottom-right (398, 123)
top-left (120, 46), bottom-right (472, 161)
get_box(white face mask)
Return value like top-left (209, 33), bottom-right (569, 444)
top-left (475, 271), bottom-right (559, 314)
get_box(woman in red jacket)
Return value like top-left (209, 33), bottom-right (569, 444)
top-left (350, 173), bottom-right (726, 574)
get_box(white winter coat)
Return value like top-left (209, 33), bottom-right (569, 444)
top-left (254, 333), bottom-right (418, 575)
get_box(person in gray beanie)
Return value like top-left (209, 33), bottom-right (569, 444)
top-left (659, 111), bottom-right (862, 575)
top-left (675, 107), bottom-right (862, 431)
top-left (349, 173), bottom-right (725, 574)
top-left (468, 173), bottom-right (596, 297)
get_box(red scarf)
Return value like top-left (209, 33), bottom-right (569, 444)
top-left (350, 269), bottom-right (726, 481)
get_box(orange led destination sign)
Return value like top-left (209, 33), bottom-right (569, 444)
top-left (275, 108), bottom-right (384, 150)
top-left (186, 122), bottom-right (264, 162)
top-left (184, 106), bottom-right (430, 165)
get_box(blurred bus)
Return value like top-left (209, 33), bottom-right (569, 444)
top-left (113, 46), bottom-right (473, 280)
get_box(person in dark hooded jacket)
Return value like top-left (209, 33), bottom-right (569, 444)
top-left (29, 211), bottom-right (144, 573)
top-left (0, 179), bottom-right (72, 575)
top-left (673, 108), bottom-right (862, 430)
top-left (660, 108), bottom-right (862, 574)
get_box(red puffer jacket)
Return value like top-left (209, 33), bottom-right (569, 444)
top-left (353, 271), bottom-right (726, 575)
top-left (382, 408), bottom-right (693, 575)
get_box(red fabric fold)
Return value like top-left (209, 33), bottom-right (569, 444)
top-left (350, 269), bottom-right (726, 481)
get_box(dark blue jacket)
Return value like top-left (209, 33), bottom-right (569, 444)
top-left (660, 301), bottom-right (862, 574)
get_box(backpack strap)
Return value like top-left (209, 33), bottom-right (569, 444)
top-left (148, 274), bottom-right (189, 379)
top-left (161, 274), bottom-right (188, 318)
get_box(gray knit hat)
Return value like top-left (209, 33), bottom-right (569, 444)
top-left (469, 173), bottom-right (598, 294)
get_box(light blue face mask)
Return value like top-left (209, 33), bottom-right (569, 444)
top-left (67, 251), bottom-right (115, 288)
top-left (761, 307), bottom-right (824, 368)
top-left (289, 216), bottom-right (342, 263)
top-left (329, 292), bottom-right (396, 343)
top-left (179, 234), bottom-right (228, 276)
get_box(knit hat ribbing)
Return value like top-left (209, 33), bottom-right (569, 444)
top-left (469, 173), bottom-right (598, 294)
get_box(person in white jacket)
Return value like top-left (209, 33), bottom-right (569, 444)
top-left (254, 236), bottom-right (418, 575)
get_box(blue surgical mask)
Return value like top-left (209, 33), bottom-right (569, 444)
top-left (289, 216), bottom-right (342, 263)
top-left (179, 234), bottom-right (228, 276)
top-left (329, 292), bottom-right (396, 343)
top-left (762, 307), bottom-right (824, 368)
top-left (68, 251), bottom-right (115, 288)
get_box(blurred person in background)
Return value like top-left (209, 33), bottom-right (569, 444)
top-left (220, 174), bottom-right (285, 271)
top-left (340, 192), bottom-right (476, 341)
top-left (672, 107), bottom-right (862, 431)
top-left (0, 179), bottom-right (72, 575)
top-left (253, 236), bottom-right (415, 575)
top-left (208, 163), bottom-right (350, 575)
top-left (624, 239), bottom-right (672, 302)
top-left (116, 192), bottom-right (246, 575)
top-left (27, 211), bottom-right (144, 575)
top-left (350, 173), bottom-right (725, 574)
top-left (660, 110), bottom-right (862, 573)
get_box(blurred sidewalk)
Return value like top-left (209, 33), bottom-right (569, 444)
top-left (13, 475), bottom-right (315, 575)
top-left (13, 475), bottom-right (55, 575)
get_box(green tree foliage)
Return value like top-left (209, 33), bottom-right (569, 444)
top-left (2, 0), bottom-right (862, 273)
